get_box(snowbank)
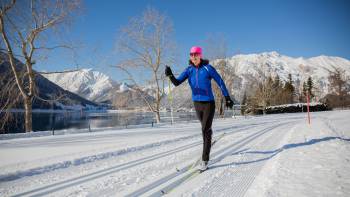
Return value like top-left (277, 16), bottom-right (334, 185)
top-left (245, 110), bottom-right (350, 197)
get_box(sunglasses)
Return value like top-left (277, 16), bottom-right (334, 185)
top-left (190, 53), bottom-right (201, 57)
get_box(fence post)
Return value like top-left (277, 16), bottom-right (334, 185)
top-left (52, 122), bottom-right (55, 135)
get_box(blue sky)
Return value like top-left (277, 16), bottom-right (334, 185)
top-left (37, 0), bottom-right (350, 83)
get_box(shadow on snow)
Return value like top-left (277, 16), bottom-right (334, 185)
top-left (211, 136), bottom-right (350, 169)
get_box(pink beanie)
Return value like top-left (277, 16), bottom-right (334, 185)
top-left (190, 46), bottom-right (202, 57)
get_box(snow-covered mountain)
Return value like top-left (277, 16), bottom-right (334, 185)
top-left (43, 69), bottom-right (155, 109)
top-left (43, 69), bottom-right (119, 102)
top-left (225, 51), bottom-right (350, 101)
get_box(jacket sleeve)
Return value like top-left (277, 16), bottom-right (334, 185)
top-left (169, 67), bottom-right (189, 86)
top-left (208, 65), bottom-right (230, 97)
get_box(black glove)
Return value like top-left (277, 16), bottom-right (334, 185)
top-left (225, 96), bottom-right (234, 109)
top-left (165, 65), bottom-right (173, 77)
top-left (165, 65), bottom-right (181, 86)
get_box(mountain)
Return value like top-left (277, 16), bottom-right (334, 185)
top-left (162, 52), bottom-right (350, 109)
top-left (43, 69), bottom-right (156, 109)
top-left (42, 69), bottom-right (119, 103)
top-left (0, 52), bottom-right (98, 110)
top-left (225, 51), bottom-right (350, 100)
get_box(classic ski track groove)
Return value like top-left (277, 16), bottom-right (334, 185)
top-left (126, 120), bottom-right (296, 196)
top-left (2, 121), bottom-right (268, 183)
top-left (196, 120), bottom-right (291, 197)
top-left (9, 122), bottom-right (266, 196)
top-left (162, 121), bottom-right (295, 196)
top-left (126, 124), bottom-right (273, 196)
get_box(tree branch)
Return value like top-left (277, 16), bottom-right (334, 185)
top-left (33, 91), bottom-right (67, 103)
top-left (113, 65), bottom-right (156, 112)
top-left (34, 44), bottom-right (74, 51)
top-left (0, 0), bottom-right (16, 14)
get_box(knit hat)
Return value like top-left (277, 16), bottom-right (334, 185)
top-left (190, 46), bottom-right (202, 57)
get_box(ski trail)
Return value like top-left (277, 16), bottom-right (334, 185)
top-left (2, 118), bottom-right (303, 197)
top-left (185, 121), bottom-right (297, 197)
top-left (7, 123), bottom-right (256, 197)
top-left (125, 121), bottom-right (295, 196)
top-left (103, 123), bottom-right (265, 197)
top-left (1, 122), bottom-right (255, 182)
top-left (196, 122), bottom-right (292, 197)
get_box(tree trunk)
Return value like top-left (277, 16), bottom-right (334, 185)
top-left (155, 111), bottom-right (160, 123)
top-left (24, 97), bottom-right (33, 132)
top-left (219, 97), bottom-right (224, 117)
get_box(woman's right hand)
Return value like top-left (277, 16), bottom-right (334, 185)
top-left (165, 65), bottom-right (173, 77)
top-left (225, 96), bottom-right (234, 109)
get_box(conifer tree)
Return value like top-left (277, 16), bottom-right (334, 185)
top-left (306, 76), bottom-right (314, 100)
top-left (283, 74), bottom-right (295, 104)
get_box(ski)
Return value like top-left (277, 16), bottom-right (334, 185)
top-left (160, 163), bottom-right (213, 195)
top-left (189, 132), bottom-right (226, 170)
top-left (161, 132), bottom-right (227, 194)
top-left (175, 132), bottom-right (226, 173)
top-left (160, 169), bottom-right (201, 195)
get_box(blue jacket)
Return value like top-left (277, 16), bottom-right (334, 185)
top-left (173, 60), bottom-right (229, 101)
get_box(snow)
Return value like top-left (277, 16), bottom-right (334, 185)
top-left (225, 51), bottom-right (350, 100)
top-left (0, 111), bottom-right (349, 196)
top-left (119, 82), bottom-right (130, 92)
top-left (266, 102), bottom-right (324, 109)
top-left (42, 69), bottom-right (119, 102)
top-left (245, 110), bottom-right (350, 197)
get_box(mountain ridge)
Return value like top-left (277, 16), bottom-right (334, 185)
top-left (223, 51), bottom-right (350, 100)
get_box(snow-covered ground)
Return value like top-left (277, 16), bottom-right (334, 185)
top-left (0, 110), bottom-right (349, 196)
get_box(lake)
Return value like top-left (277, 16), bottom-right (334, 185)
top-left (1, 109), bottom-right (241, 133)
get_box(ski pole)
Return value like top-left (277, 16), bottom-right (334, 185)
top-left (168, 78), bottom-right (174, 124)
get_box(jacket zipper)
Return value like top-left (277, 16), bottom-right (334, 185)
top-left (196, 67), bottom-right (199, 95)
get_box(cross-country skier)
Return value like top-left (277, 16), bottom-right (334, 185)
top-left (165, 46), bottom-right (234, 171)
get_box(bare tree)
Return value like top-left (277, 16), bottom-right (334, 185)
top-left (252, 75), bottom-right (275, 114)
top-left (0, 0), bottom-right (81, 132)
top-left (115, 7), bottom-right (175, 123)
top-left (325, 66), bottom-right (350, 108)
top-left (245, 70), bottom-right (297, 114)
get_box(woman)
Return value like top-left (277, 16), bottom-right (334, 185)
top-left (165, 46), bottom-right (233, 171)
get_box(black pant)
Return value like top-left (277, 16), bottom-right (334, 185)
top-left (194, 101), bottom-right (215, 162)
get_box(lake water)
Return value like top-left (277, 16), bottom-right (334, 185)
top-left (1, 109), bottom-right (240, 133)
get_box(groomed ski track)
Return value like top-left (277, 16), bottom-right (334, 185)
top-left (0, 115), bottom-right (305, 196)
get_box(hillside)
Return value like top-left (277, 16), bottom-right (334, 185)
top-left (0, 52), bottom-right (98, 110)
